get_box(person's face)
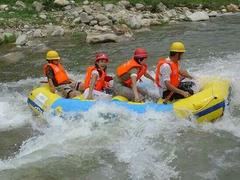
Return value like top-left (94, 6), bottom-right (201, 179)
top-left (138, 57), bottom-right (147, 65)
top-left (177, 52), bottom-right (184, 61)
top-left (97, 59), bottom-right (108, 69)
top-left (52, 59), bottom-right (60, 64)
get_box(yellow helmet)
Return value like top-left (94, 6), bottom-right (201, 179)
top-left (170, 42), bottom-right (186, 53)
top-left (46, 50), bottom-right (60, 60)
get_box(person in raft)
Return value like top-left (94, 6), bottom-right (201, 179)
top-left (155, 42), bottom-right (195, 102)
top-left (113, 48), bottom-right (155, 102)
top-left (43, 50), bottom-right (83, 98)
top-left (83, 52), bottom-right (113, 100)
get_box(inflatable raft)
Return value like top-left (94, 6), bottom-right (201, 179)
top-left (27, 77), bottom-right (230, 123)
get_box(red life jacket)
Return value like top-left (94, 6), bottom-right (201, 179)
top-left (116, 58), bottom-right (147, 87)
top-left (84, 66), bottom-right (106, 91)
top-left (155, 58), bottom-right (180, 87)
top-left (43, 63), bottom-right (70, 86)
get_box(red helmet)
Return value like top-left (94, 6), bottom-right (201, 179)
top-left (96, 53), bottom-right (109, 62)
top-left (134, 48), bottom-right (148, 59)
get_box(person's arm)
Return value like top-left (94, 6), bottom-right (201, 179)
top-left (165, 81), bottom-right (190, 98)
top-left (48, 78), bottom-right (57, 93)
top-left (131, 75), bottom-right (141, 102)
top-left (179, 69), bottom-right (193, 79)
top-left (144, 72), bottom-right (155, 83)
top-left (87, 74), bottom-right (98, 99)
top-left (46, 66), bottom-right (57, 94)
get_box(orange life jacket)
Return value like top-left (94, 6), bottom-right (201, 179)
top-left (43, 63), bottom-right (70, 86)
top-left (84, 66), bottom-right (106, 91)
top-left (155, 58), bottom-right (180, 88)
top-left (116, 58), bottom-right (147, 87)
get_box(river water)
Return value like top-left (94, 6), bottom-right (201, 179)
top-left (0, 14), bottom-right (240, 180)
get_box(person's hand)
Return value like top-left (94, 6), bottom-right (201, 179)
top-left (181, 91), bottom-right (191, 98)
top-left (134, 96), bottom-right (142, 103)
top-left (87, 94), bottom-right (93, 100)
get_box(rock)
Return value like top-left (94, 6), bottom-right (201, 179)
top-left (79, 12), bottom-right (91, 23)
top-left (165, 9), bottom-right (178, 18)
top-left (3, 32), bottom-right (16, 43)
top-left (104, 4), bottom-right (114, 12)
top-left (89, 20), bottom-right (98, 26)
top-left (221, 9), bottom-right (227, 13)
top-left (1, 52), bottom-right (25, 63)
top-left (32, 1), bottom-right (44, 12)
top-left (16, 34), bottom-right (28, 46)
top-left (156, 2), bottom-right (167, 12)
top-left (186, 11), bottom-right (209, 21)
top-left (33, 29), bottom-right (44, 38)
top-left (73, 17), bottom-right (81, 23)
top-left (54, 0), bottom-right (70, 6)
top-left (0, 34), bottom-right (4, 45)
top-left (83, 0), bottom-right (89, 5)
top-left (39, 13), bottom-right (47, 20)
top-left (125, 15), bottom-right (142, 29)
top-left (64, 5), bottom-right (72, 10)
top-left (226, 4), bottom-right (239, 12)
top-left (118, 0), bottom-right (131, 9)
top-left (15, 1), bottom-right (26, 9)
top-left (51, 26), bottom-right (64, 36)
top-left (112, 24), bottom-right (132, 36)
top-left (92, 25), bottom-right (111, 32)
top-left (0, 5), bottom-right (8, 11)
top-left (141, 19), bottom-right (151, 27)
top-left (92, 2), bottom-right (103, 11)
top-left (83, 5), bottom-right (93, 14)
top-left (208, 11), bottom-right (218, 17)
top-left (135, 3), bottom-right (145, 11)
top-left (86, 33), bottom-right (118, 43)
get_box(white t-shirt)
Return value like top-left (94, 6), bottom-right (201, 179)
top-left (158, 58), bottom-right (172, 97)
top-left (92, 70), bottom-right (99, 77)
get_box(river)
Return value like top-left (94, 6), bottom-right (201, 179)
top-left (0, 14), bottom-right (240, 180)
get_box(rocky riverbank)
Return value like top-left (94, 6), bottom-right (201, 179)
top-left (0, 0), bottom-right (239, 47)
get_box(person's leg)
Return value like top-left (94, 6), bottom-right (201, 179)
top-left (162, 81), bottom-right (195, 101)
top-left (178, 81), bottom-right (195, 95)
top-left (113, 82), bottom-right (141, 101)
top-left (83, 88), bottom-right (112, 100)
top-left (137, 87), bottom-right (158, 102)
top-left (57, 84), bottom-right (78, 98)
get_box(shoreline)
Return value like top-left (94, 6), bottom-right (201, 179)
top-left (0, 0), bottom-right (239, 46)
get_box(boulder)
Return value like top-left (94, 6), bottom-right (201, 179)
top-left (16, 34), bottom-right (28, 46)
top-left (79, 12), bottom-right (91, 23)
top-left (51, 26), bottom-right (64, 36)
top-left (32, 1), bottom-right (44, 12)
top-left (33, 29), bottom-right (44, 38)
top-left (0, 5), bottom-right (8, 11)
top-left (15, 1), bottom-right (26, 9)
top-left (104, 4), bottom-right (114, 12)
top-left (112, 24), bottom-right (132, 36)
top-left (135, 3), bottom-right (145, 11)
top-left (208, 11), bottom-right (218, 17)
top-left (0, 33), bottom-right (4, 45)
top-left (83, 0), bottom-right (89, 5)
top-left (1, 52), bottom-right (25, 63)
top-left (3, 32), bottom-right (16, 43)
top-left (118, 0), bottom-right (131, 9)
top-left (86, 33), bottom-right (118, 43)
top-left (226, 4), bottom-right (239, 12)
top-left (186, 11), bottom-right (209, 21)
top-left (83, 5), bottom-right (93, 14)
top-left (156, 2), bottom-right (167, 12)
top-left (54, 0), bottom-right (70, 6)
top-left (125, 15), bottom-right (142, 29)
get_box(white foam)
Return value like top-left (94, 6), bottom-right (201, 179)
top-left (1, 53), bottom-right (240, 179)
